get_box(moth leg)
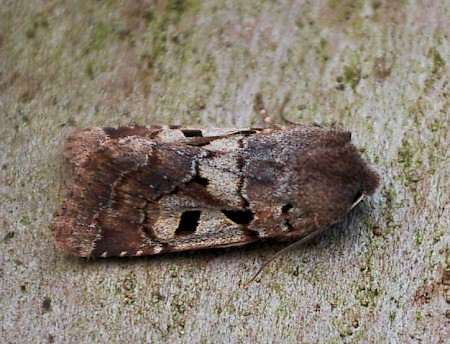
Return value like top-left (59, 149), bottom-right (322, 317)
top-left (277, 92), bottom-right (321, 127)
top-left (243, 229), bottom-right (324, 286)
top-left (255, 92), bottom-right (297, 127)
top-left (276, 93), bottom-right (323, 128)
top-left (277, 91), bottom-right (298, 125)
top-left (254, 93), bottom-right (283, 128)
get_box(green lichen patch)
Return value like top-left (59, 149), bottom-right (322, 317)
top-left (424, 48), bottom-right (446, 92)
top-left (413, 230), bottom-right (423, 247)
top-left (431, 49), bottom-right (445, 75)
top-left (134, 0), bottom-right (200, 70)
top-left (397, 136), bottom-right (424, 188)
top-left (433, 225), bottom-right (446, 243)
top-left (314, 38), bottom-right (330, 63)
top-left (20, 214), bottom-right (32, 226)
top-left (343, 65), bottom-right (362, 91)
top-left (356, 284), bottom-right (381, 307)
top-left (327, 0), bottom-right (364, 25)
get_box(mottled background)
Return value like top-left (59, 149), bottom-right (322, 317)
top-left (1, 0), bottom-right (449, 343)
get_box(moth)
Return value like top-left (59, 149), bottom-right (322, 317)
top-left (56, 116), bottom-right (379, 262)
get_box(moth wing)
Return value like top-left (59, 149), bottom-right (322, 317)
top-left (57, 127), bottom-right (259, 257)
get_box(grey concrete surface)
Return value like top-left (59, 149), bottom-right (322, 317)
top-left (1, 1), bottom-right (449, 343)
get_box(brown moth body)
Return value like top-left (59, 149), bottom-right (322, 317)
top-left (56, 125), bottom-right (379, 258)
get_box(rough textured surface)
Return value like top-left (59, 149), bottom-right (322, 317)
top-left (1, 0), bottom-right (449, 342)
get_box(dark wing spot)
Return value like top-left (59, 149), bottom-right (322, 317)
top-left (222, 210), bottom-right (254, 224)
top-left (181, 129), bottom-right (203, 137)
top-left (281, 203), bottom-right (293, 214)
top-left (192, 175), bottom-right (209, 186)
top-left (103, 126), bottom-right (154, 139)
top-left (176, 211), bottom-right (201, 235)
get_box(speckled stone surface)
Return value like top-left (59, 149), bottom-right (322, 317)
top-left (1, 1), bottom-right (449, 342)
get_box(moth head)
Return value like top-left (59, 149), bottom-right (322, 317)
top-left (286, 130), bottom-right (379, 220)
